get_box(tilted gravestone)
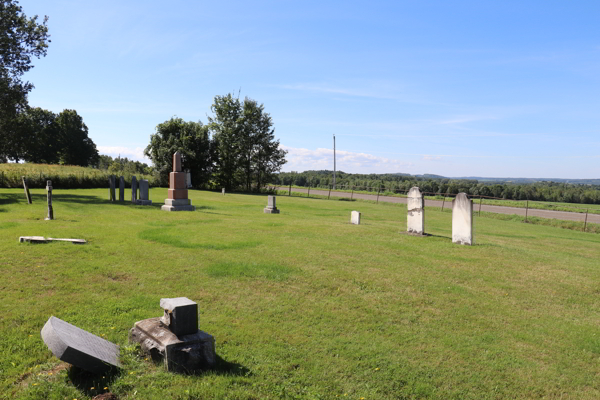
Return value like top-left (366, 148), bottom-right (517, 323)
top-left (452, 192), bottom-right (475, 245)
top-left (161, 152), bottom-right (195, 211)
top-left (407, 187), bottom-right (425, 235)
top-left (41, 316), bottom-right (121, 374)
top-left (131, 175), bottom-right (138, 204)
top-left (350, 210), bottom-right (361, 225)
top-left (130, 297), bottom-right (215, 373)
top-left (264, 195), bottom-right (279, 214)
top-left (136, 179), bottom-right (152, 205)
top-left (45, 180), bottom-right (53, 220)
top-left (108, 175), bottom-right (116, 202)
top-left (119, 176), bottom-right (125, 202)
top-left (22, 176), bottom-right (32, 204)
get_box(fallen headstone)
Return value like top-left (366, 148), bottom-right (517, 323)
top-left (351, 210), bottom-right (361, 225)
top-left (45, 180), bottom-right (53, 220)
top-left (22, 176), bottom-right (32, 204)
top-left (41, 316), bottom-right (121, 374)
top-left (264, 195), bottom-right (279, 214)
top-left (407, 187), bottom-right (425, 235)
top-left (130, 297), bottom-right (215, 373)
top-left (19, 236), bottom-right (86, 244)
top-left (452, 192), bottom-right (475, 245)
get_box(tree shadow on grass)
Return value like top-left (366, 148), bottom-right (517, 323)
top-left (0, 193), bottom-right (23, 205)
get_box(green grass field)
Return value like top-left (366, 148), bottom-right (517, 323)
top-left (1, 188), bottom-right (599, 399)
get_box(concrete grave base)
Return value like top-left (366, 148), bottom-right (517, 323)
top-left (130, 317), bottom-right (215, 373)
top-left (161, 205), bottom-right (196, 212)
top-left (263, 207), bottom-right (280, 214)
top-left (136, 200), bottom-right (153, 206)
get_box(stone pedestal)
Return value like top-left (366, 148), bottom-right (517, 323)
top-left (452, 193), bottom-right (475, 245)
top-left (162, 152), bottom-right (195, 211)
top-left (350, 210), bottom-right (361, 225)
top-left (407, 187), bottom-right (425, 235)
top-left (264, 195), bottom-right (279, 213)
top-left (129, 297), bottom-right (215, 373)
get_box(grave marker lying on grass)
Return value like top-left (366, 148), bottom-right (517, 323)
top-left (130, 297), bottom-right (216, 373)
top-left (19, 236), bottom-right (86, 244)
top-left (41, 316), bottom-right (121, 374)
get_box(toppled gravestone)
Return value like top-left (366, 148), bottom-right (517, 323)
top-left (41, 316), bottom-right (121, 374)
top-left (129, 297), bottom-right (215, 373)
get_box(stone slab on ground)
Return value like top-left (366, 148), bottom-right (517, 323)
top-left (130, 317), bottom-right (215, 373)
top-left (41, 316), bottom-right (120, 374)
top-left (20, 236), bottom-right (86, 244)
top-left (351, 210), bottom-right (361, 225)
top-left (452, 192), bottom-right (475, 245)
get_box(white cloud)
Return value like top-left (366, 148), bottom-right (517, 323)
top-left (281, 145), bottom-right (414, 174)
top-left (97, 146), bottom-right (151, 164)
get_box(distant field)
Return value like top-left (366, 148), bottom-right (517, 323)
top-left (1, 188), bottom-right (599, 399)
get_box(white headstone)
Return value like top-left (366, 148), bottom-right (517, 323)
top-left (452, 193), bottom-right (475, 245)
top-left (407, 187), bottom-right (424, 235)
top-left (350, 210), bottom-right (361, 225)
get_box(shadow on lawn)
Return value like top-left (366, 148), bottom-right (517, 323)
top-left (0, 193), bottom-right (23, 205)
top-left (67, 365), bottom-right (120, 398)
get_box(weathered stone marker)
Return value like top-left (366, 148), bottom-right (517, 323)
top-left (130, 297), bottom-right (216, 373)
top-left (119, 176), bottom-right (125, 202)
top-left (186, 171), bottom-right (192, 188)
top-left (452, 192), bottom-right (475, 245)
top-left (407, 187), bottom-right (425, 235)
top-left (131, 175), bottom-right (138, 204)
top-left (41, 316), bottom-right (121, 374)
top-left (264, 195), bottom-right (279, 213)
top-left (22, 176), bottom-right (32, 204)
top-left (161, 152), bottom-right (195, 211)
top-left (45, 180), bottom-right (53, 220)
top-left (351, 210), bottom-right (361, 225)
top-left (109, 175), bottom-right (116, 202)
top-left (20, 236), bottom-right (86, 244)
top-left (222, 188), bottom-right (225, 196)
top-left (136, 179), bottom-right (152, 205)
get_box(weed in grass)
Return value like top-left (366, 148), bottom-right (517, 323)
top-left (205, 261), bottom-right (297, 280)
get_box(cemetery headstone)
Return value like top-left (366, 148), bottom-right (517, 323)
top-left (45, 180), bottom-right (53, 220)
top-left (22, 176), bottom-right (32, 204)
top-left (119, 176), bottom-right (125, 202)
top-left (222, 188), bottom-right (225, 195)
top-left (161, 152), bottom-right (195, 211)
top-left (351, 210), bottom-right (361, 225)
top-left (136, 179), bottom-right (152, 205)
top-left (109, 175), bottom-right (116, 202)
top-left (131, 175), bottom-right (138, 204)
top-left (186, 171), bottom-right (192, 188)
top-left (20, 236), bottom-right (86, 244)
top-left (264, 195), bottom-right (279, 213)
top-left (41, 316), bottom-right (121, 374)
top-left (130, 297), bottom-right (216, 372)
top-left (407, 186), bottom-right (425, 235)
top-left (452, 192), bottom-right (475, 245)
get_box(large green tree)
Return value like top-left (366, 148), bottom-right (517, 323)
top-left (0, 0), bottom-right (50, 162)
top-left (144, 117), bottom-right (212, 187)
top-left (208, 93), bottom-right (287, 191)
top-left (55, 109), bottom-right (99, 166)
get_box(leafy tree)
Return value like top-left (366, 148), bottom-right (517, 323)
top-left (55, 109), bottom-right (99, 166)
top-left (19, 107), bottom-right (60, 163)
top-left (144, 117), bottom-right (212, 187)
top-left (0, 0), bottom-right (50, 161)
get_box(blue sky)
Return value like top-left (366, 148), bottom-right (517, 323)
top-left (23, 0), bottom-right (600, 178)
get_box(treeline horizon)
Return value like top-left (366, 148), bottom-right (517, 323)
top-left (273, 170), bottom-right (600, 205)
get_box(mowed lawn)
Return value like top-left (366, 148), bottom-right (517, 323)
top-left (1, 188), bottom-right (599, 400)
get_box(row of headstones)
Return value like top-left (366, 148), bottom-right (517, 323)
top-left (350, 187), bottom-right (475, 245)
top-left (108, 175), bottom-right (151, 205)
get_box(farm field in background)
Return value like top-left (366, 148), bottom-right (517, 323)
top-left (1, 188), bottom-right (599, 399)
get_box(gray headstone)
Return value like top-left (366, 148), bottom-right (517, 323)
top-left (22, 176), bottom-right (32, 204)
top-left (351, 210), bottom-right (361, 225)
top-left (109, 175), bottom-right (116, 202)
top-left (407, 187), bottom-right (424, 235)
top-left (452, 193), bottom-right (475, 245)
top-left (264, 195), bottom-right (279, 214)
top-left (136, 179), bottom-right (152, 205)
top-left (45, 180), bottom-right (53, 220)
top-left (41, 316), bottom-right (121, 374)
top-left (160, 297), bottom-right (198, 336)
top-left (119, 176), bottom-right (125, 202)
top-left (131, 176), bottom-right (137, 203)
top-left (186, 172), bottom-right (192, 188)
top-left (221, 188), bottom-right (225, 195)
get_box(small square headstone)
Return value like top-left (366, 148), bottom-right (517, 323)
top-left (350, 210), bottom-right (361, 225)
top-left (160, 297), bottom-right (198, 336)
top-left (264, 195), bottom-right (280, 213)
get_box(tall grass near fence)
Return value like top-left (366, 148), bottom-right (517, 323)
top-left (0, 163), bottom-right (156, 189)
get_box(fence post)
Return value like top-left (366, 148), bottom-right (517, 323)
top-left (289, 183), bottom-right (292, 196)
top-left (351, 186), bottom-right (354, 201)
top-left (328, 185), bottom-right (331, 200)
top-left (479, 196), bottom-right (482, 216)
top-left (584, 209), bottom-right (588, 232)
top-left (525, 200), bottom-right (529, 222)
top-left (377, 186), bottom-right (381, 204)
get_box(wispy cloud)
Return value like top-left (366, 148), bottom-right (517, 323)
top-left (277, 83), bottom-right (400, 100)
top-left (97, 146), bottom-right (151, 164)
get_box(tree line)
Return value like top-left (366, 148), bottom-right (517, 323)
top-left (274, 170), bottom-right (600, 205)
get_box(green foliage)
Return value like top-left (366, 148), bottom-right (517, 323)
top-left (54, 109), bottom-right (99, 166)
top-left (144, 117), bottom-right (212, 188)
top-left (0, 0), bottom-right (50, 161)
